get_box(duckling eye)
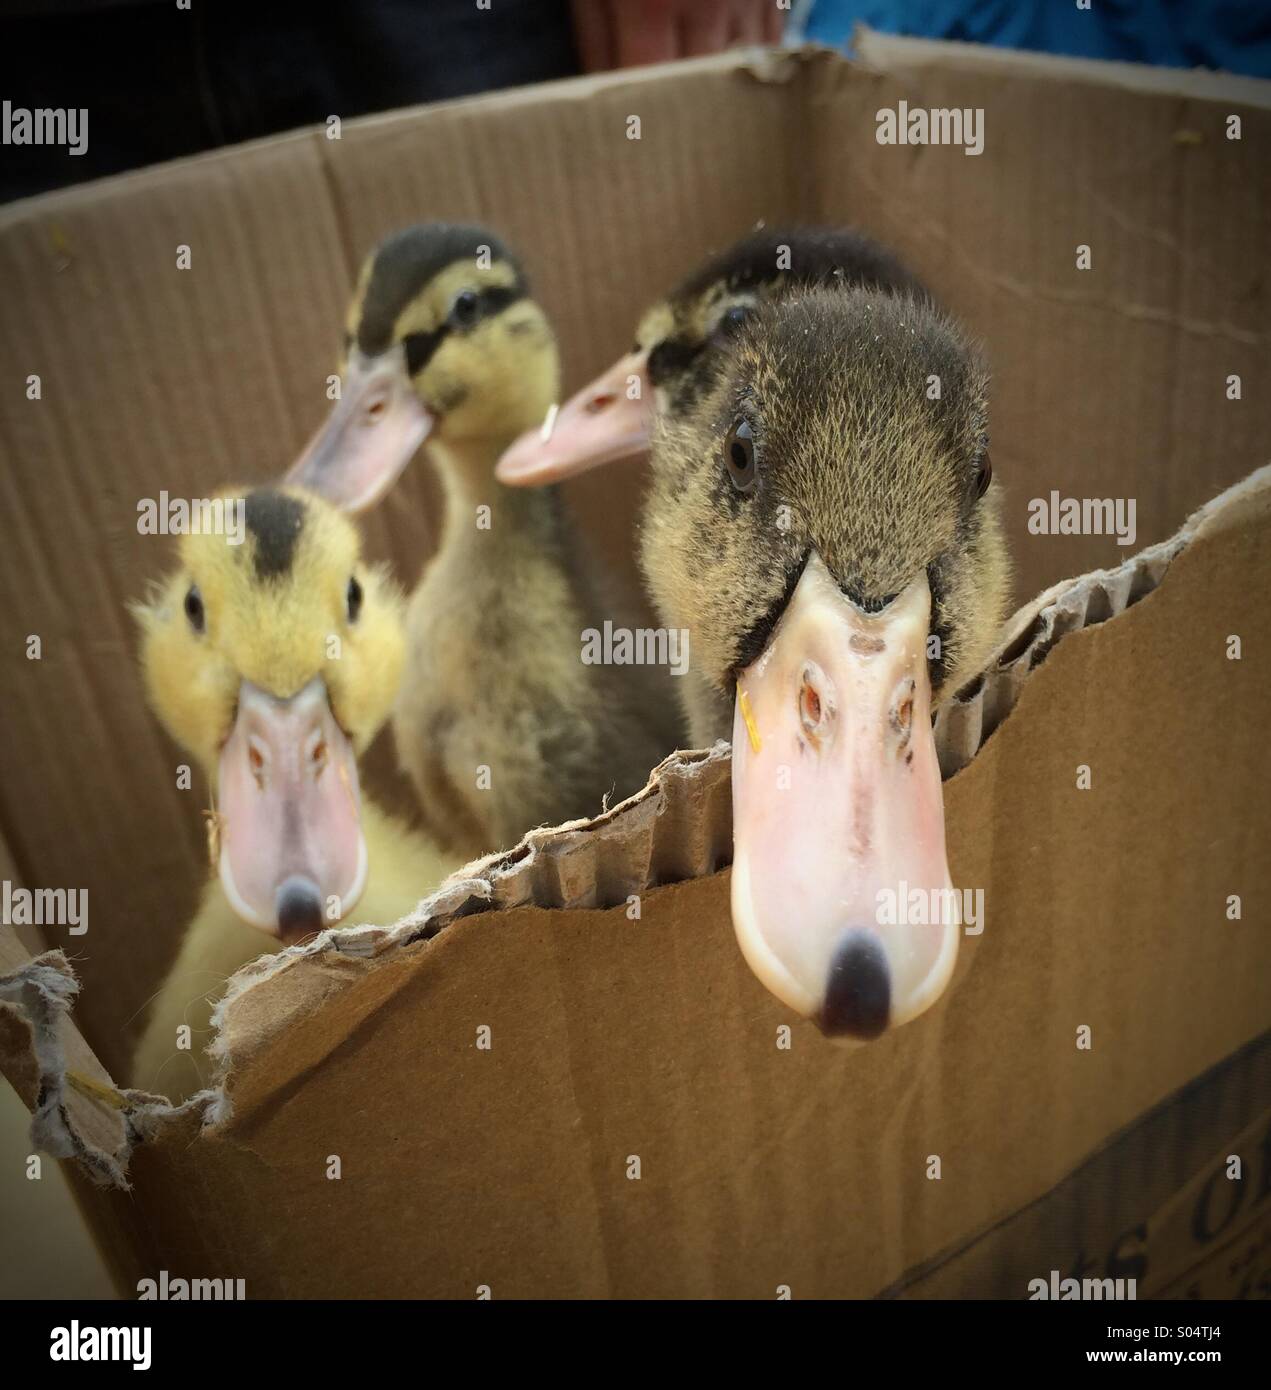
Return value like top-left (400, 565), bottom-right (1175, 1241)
top-left (346, 575), bottom-right (363, 623)
top-left (974, 451), bottom-right (992, 500)
top-left (184, 584), bottom-right (205, 633)
top-left (716, 304), bottom-right (753, 338)
top-left (724, 417), bottom-right (757, 493)
top-left (448, 290), bottom-right (481, 331)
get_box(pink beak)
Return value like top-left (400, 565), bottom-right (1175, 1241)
top-left (286, 346), bottom-right (433, 513)
top-left (496, 350), bottom-right (651, 486)
top-left (730, 555), bottom-right (960, 1039)
top-left (217, 679), bottom-right (367, 943)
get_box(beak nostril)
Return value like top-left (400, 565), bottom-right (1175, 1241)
top-left (364, 397), bottom-right (388, 421)
top-left (586, 391), bottom-right (616, 414)
top-left (799, 680), bottom-right (821, 731)
top-left (248, 741), bottom-right (266, 788)
top-left (311, 739), bottom-right (328, 775)
top-left (890, 677), bottom-right (917, 739)
top-left (798, 660), bottom-right (831, 738)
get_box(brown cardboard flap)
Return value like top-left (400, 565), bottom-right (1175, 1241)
top-left (22, 456), bottom-right (1260, 1296)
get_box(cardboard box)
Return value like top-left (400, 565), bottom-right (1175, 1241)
top-left (1, 34), bottom-right (1269, 1298)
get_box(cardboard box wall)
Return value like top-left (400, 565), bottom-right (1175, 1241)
top-left (0, 35), bottom-right (1269, 1296)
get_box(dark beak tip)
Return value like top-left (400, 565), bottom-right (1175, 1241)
top-left (275, 876), bottom-right (325, 945)
top-left (819, 928), bottom-right (892, 1041)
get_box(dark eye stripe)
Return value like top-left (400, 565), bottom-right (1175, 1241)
top-left (400, 285), bottom-right (526, 375)
top-left (473, 284), bottom-right (523, 319)
top-left (403, 324), bottom-right (448, 376)
top-left (647, 337), bottom-right (703, 387)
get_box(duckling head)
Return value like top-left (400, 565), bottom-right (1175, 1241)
top-left (134, 487), bottom-right (404, 941)
top-left (644, 285), bottom-right (1008, 1040)
top-left (290, 224), bottom-right (560, 511)
top-left (497, 226), bottom-right (922, 486)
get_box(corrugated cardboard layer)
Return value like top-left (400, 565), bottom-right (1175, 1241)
top-left (1, 45), bottom-right (1268, 1079)
top-left (3, 458), bottom-right (1266, 1297)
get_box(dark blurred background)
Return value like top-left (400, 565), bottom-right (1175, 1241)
top-left (1, 0), bottom-right (1267, 203)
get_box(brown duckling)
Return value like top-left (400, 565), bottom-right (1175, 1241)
top-left (503, 229), bottom-right (1009, 1040)
top-left (132, 487), bottom-right (458, 1099)
top-left (288, 225), bottom-right (681, 859)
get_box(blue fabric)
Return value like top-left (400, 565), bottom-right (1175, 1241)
top-left (806, 0), bottom-right (1271, 79)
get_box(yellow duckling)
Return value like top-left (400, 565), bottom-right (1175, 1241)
top-left (131, 486), bottom-right (458, 1100)
top-left (287, 224), bottom-right (682, 860)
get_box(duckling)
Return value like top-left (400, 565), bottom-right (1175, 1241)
top-left (655, 284), bottom-right (1008, 1040)
top-left (496, 225), bottom-right (925, 490)
top-left (287, 225), bottom-right (681, 859)
top-left (131, 486), bottom-right (458, 1100)
top-left (504, 229), bottom-right (1009, 1040)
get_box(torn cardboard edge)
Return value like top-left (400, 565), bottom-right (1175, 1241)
top-left (0, 948), bottom-right (198, 1188)
top-left (4, 469), bottom-right (1262, 1184)
top-left (195, 461), bottom-right (1271, 1113)
top-left (3, 462), bottom-right (1266, 1186)
top-left (936, 475), bottom-right (1212, 776)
